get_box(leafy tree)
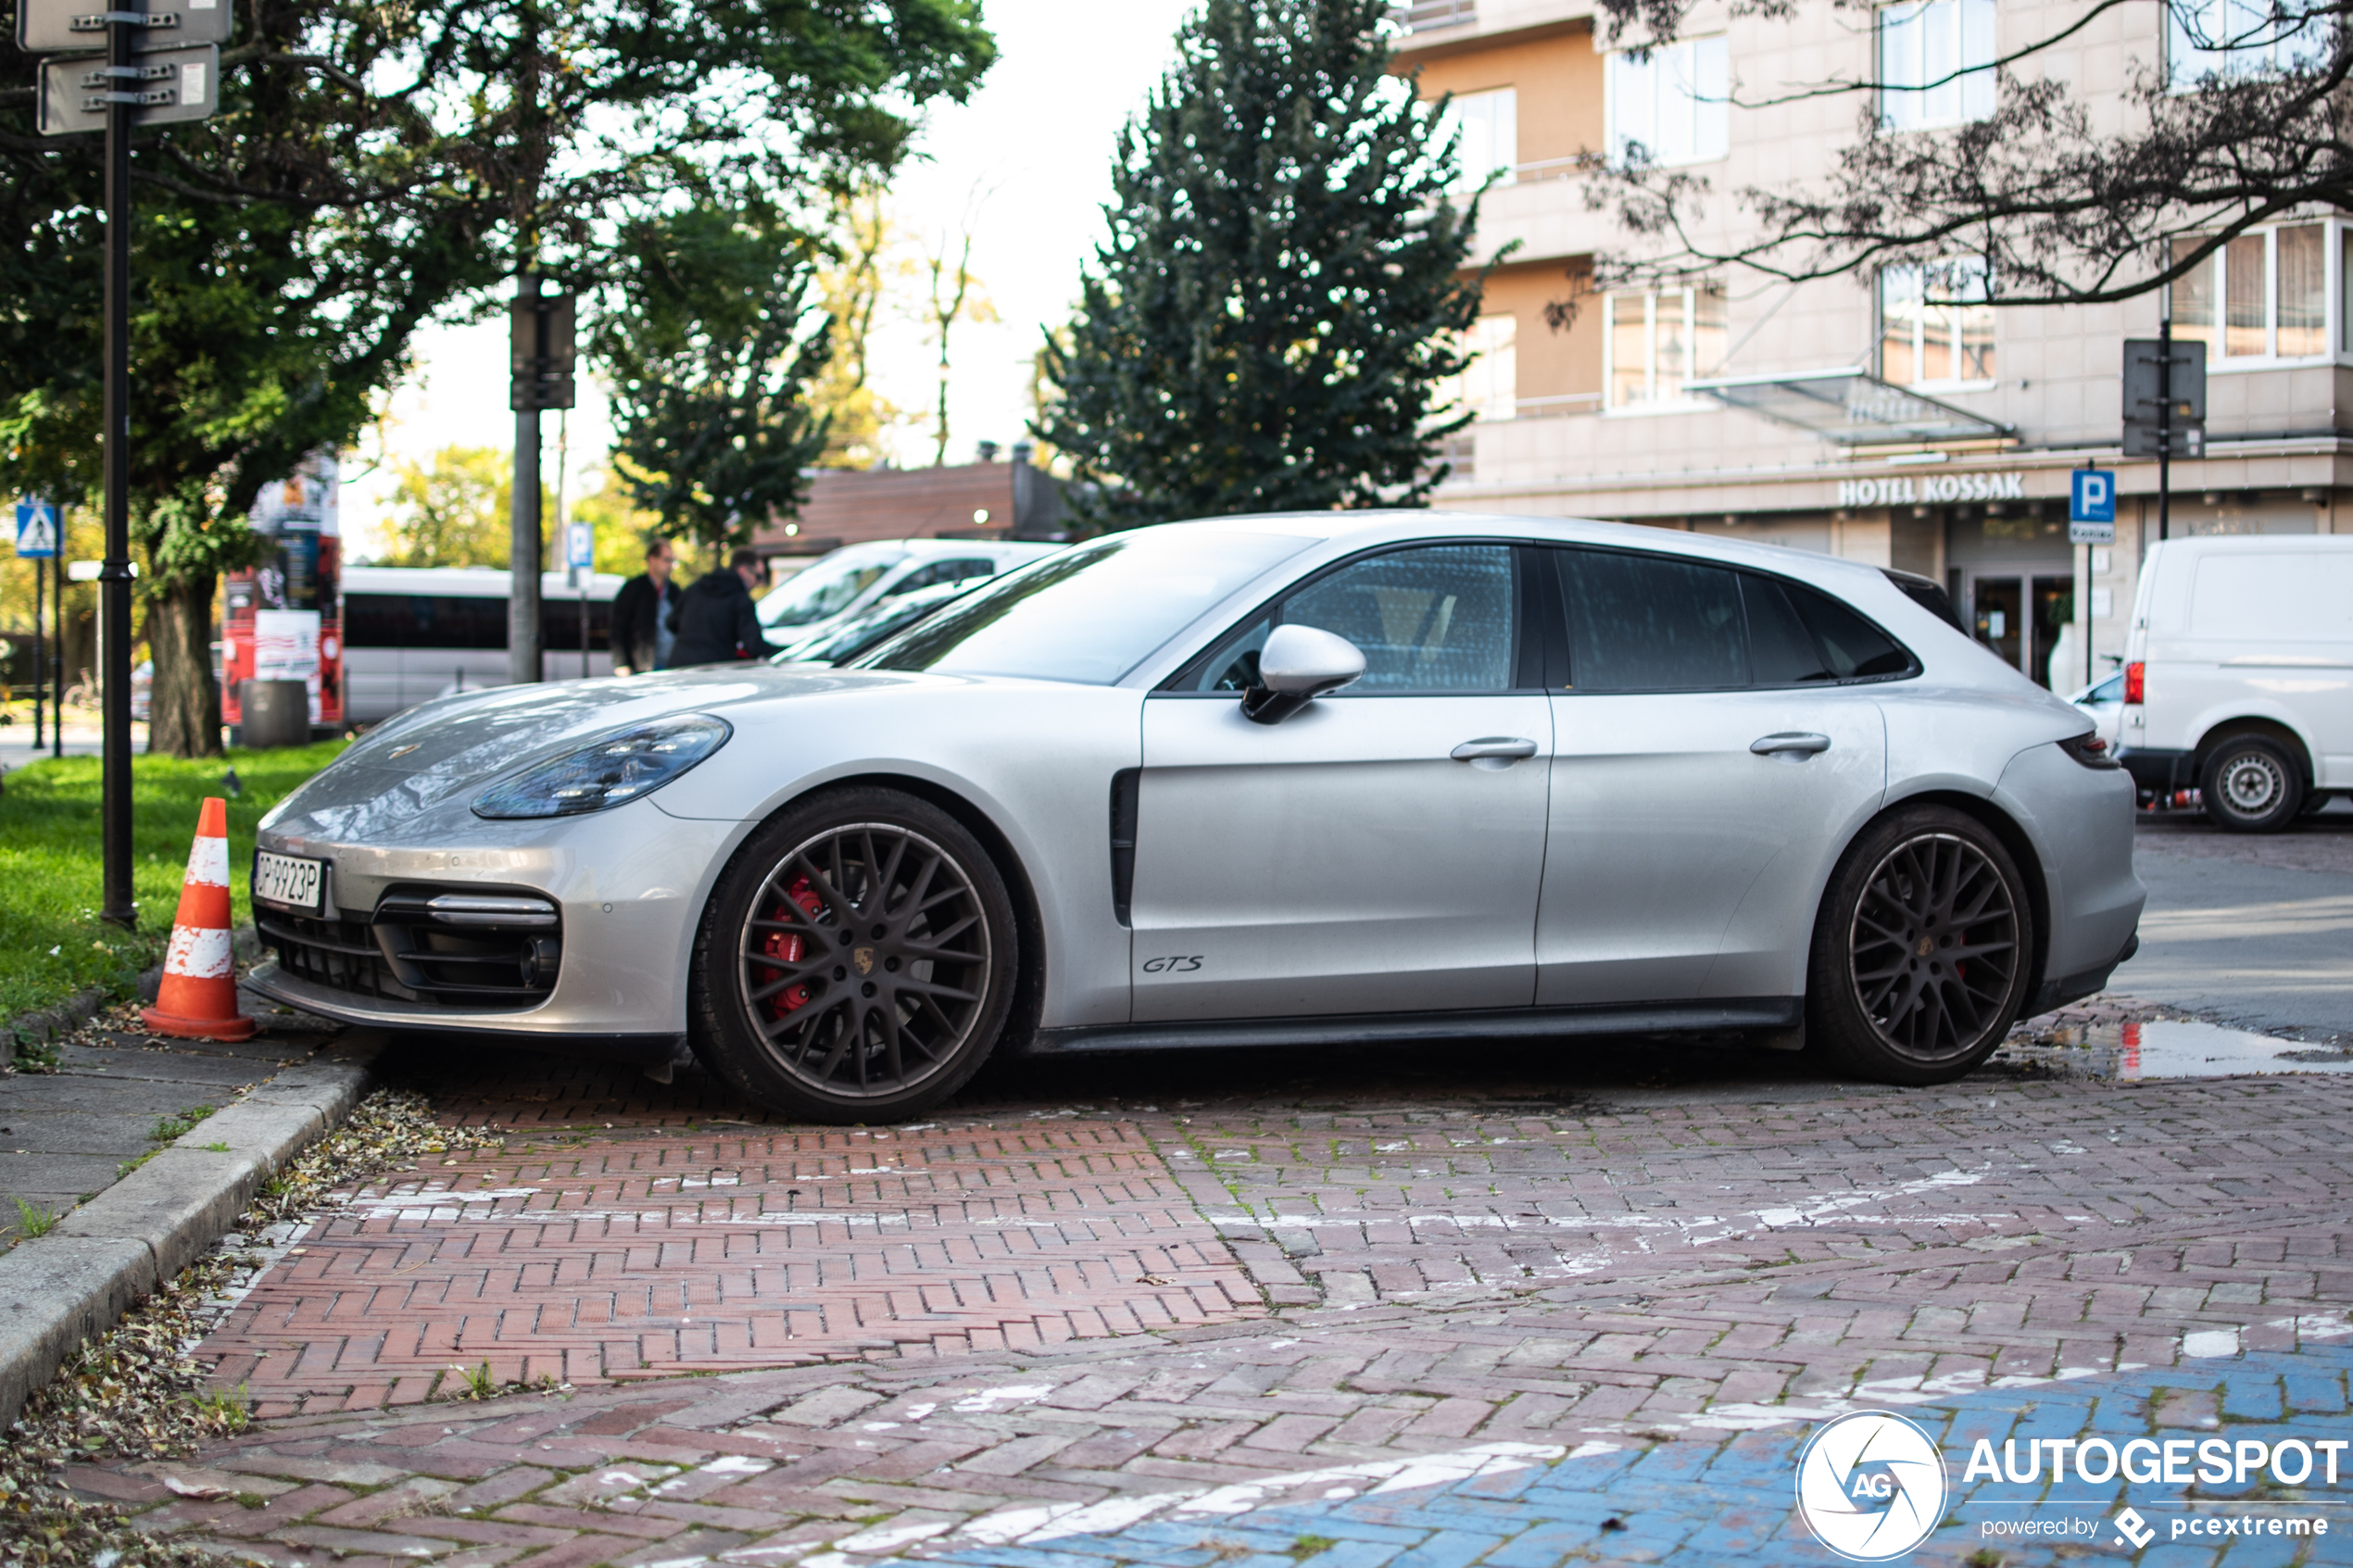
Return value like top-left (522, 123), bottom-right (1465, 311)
top-left (812, 185), bottom-right (906, 469)
top-left (922, 188), bottom-right (1000, 467)
top-left (0, 0), bottom-right (995, 757)
top-left (592, 202), bottom-right (835, 551)
top-left (1036, 0), bottom-right (1485, 528)
top-left (374, 446), bottom-right (545, 568)
top-left (1586, 0), bottom-right (2353, 307)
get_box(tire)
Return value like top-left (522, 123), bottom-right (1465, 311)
top-left (2199, 734), bottom-right (2304, 833)
top-left (690, 786), bottom-right (1018, 1123)
top-left (1806, 805), bottom-right (2035, 1085)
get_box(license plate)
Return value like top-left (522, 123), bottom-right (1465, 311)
top-left (253, 851), bottom-right (325, 915)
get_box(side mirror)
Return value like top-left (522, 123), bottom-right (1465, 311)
top-left (1241, 624), bottom-right (1365, 724)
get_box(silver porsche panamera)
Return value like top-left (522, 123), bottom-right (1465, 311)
top-left (246, 511), bottom-right (2145, 1122)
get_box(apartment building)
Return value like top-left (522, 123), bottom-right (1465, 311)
top-left (1396, 0), bottom-right (2353, 690)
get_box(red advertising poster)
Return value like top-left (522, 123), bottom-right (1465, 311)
top-left (223, 451), bottom-right (343, 732)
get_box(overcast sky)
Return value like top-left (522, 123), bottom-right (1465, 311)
top-left (344, 0), bottom-right (1201, 558)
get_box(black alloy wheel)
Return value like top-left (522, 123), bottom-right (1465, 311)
top-left (2200, 734), bottom-right (2304, 833)
top-left (693, 787), bottom-right (1016, 1122)
top-left (1807, 806), bottom-right (2033, 1085)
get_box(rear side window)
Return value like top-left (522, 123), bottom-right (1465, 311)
top-left (1744, 575), bottom-right (1913, 683)
top-left (1553, 548), bottom-right (1916, 691)
top-left (1555, 548), bottom-right (1747, 691)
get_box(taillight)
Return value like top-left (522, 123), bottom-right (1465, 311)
top-left (2123, 661), bottom-right (2145, 704)
top-left (2058, 733), bottom-right (2120, 770)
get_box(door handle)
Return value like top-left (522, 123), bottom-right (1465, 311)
top-left (1451, 736), bottom-right (1540, 761)
top-left (1751, 732), bottom-right (1831, 757)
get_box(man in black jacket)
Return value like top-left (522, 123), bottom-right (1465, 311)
top-left (609, 537), bottom-right (678, 675)
top-left (663, 547), bottom-right (782, 668)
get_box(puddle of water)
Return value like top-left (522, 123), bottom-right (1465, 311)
top-left (2116, 1019), bottom-right (2353, 1078)
top-left (1998, 1020), bottom-right (2353, 1081)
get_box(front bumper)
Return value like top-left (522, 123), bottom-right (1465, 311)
top-left (245, 961), bottom-right (685, 1065)
top-left (249, 799), bottom-right (744, 1044)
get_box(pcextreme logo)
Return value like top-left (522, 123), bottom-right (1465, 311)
top-left (1794, 1411), bottom-right (1949, 1561)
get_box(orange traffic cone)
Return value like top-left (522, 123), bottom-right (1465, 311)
top-left (141, 797), bottom-right (256, 1042)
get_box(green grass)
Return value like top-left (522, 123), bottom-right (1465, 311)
top-left (10, 1198), bottom-right (56, 1238)
top-left (0, 741), bottom-right (346, 1023)
top-left (149, 1103), bottom-right (216, 1142)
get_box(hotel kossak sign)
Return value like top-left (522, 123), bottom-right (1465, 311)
top-left (1837, 472), bottom-right (2028, 508)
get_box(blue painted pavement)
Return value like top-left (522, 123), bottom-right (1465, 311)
top-left (916, 1348), bottom-right (2353, 1567)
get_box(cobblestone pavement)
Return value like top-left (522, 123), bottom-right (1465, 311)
top-left (2135, 805), bottom-right (2353, 880)
top-left (67, 1031), bottom-right (2353, 1565)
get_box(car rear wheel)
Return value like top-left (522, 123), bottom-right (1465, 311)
top-left (2200, 734), bottom-right (2304, 833)
top-left (691, 786), bottom-right (1017, 1123)
top-left (1807, 806), bottom-right (2033, 1085)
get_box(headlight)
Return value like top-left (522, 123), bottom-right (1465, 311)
top-left (472, 715), bottom-right (732, 819)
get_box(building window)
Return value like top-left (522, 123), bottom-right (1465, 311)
top-left (2169, 0), bottom-right (2330, 89)
top-left (1439, 314), bottom-right (1518, 422)
top-left (2170, 223), bottom-right (2336, 362)
top-left (1879, 258), bottom-right (1995, 386)
top-left (1440, 88), bottom-right (1517, 192)
top-left (1604, 287), bottom-right (1726, 409)
top-left (1879, 0), bottom-right (1995, 131)
top-left (1605, 37), bottom-right (1729, 168)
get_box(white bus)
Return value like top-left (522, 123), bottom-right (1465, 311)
top-left (341, 565), bottom-right (623, 725)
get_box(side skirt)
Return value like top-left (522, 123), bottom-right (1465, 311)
top-left (1022, 997), bottom-right (1803, 1057)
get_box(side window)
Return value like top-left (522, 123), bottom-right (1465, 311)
top-left (1555, 547), bottom-right (1746, 691)
top-left (1743, 576), bottom-right (1837, 684)
top-left (898, 558), bottom-right (997, 595)
top-left (1781, 579), bottom-right (1914, 679)
top-left (1189, 545), bottom-right (1519, 694)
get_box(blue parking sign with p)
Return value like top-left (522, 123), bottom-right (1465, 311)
top-left (13, 497), bottom-right (58, 558)
top-left (2070, 470), bottom-right (2115, 524)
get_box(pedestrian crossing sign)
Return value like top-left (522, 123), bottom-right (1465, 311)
top-left (13, 498), bottom-right (58, 558)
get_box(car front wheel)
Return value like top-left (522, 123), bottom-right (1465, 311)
top-left (1807, 806), bottom-right (2033, 1085)
top-left (2200, 734), bottom-right (2304, 833)
top-left (691, 786), bottom-right (1018, 1123)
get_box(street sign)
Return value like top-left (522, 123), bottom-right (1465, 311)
top-left (17, 0), bottom-right (233, 54)
top-left (14, 498), bottom-right (59, 558)
top-left (510, 290), bottom-right (577, 411)
top-left (564, 521), bottom-right (593, 572)
top-left (37, 42), bottom-right (219, 135)
top-left (2068, 470), bottom-right (2116, 544)
top-left (2123, 338), bottom-right (2207, 425)
top-left (2121, 421), bottom-right (2205, 459)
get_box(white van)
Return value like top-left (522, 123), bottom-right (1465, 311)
top-left (343, 566), bottom-right (623, 724)
top-left (2118, 534), bottom-right (2353, 830)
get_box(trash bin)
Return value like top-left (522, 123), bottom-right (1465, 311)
top-left (240, 679), bottom-right (309, 749)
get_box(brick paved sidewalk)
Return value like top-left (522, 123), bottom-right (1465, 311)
top-left (74, 1033), bottom-right (2353, 1565)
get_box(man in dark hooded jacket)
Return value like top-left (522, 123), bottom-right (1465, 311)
top-left (662, 547), bottom-right (782, 667)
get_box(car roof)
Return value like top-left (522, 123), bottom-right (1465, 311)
top-left (1169, 509), bottom-right (1897, 592)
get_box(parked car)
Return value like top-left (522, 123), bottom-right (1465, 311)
top-left (2118, 534), bottom-right (2353, 830)
top-left (245, 512), bottom-right (2142, 1122)
top-left (754, 539), bottom-right (1059, 640)
top-left (2069, 670), bottom-right (2123, 750)
top-left (771, 580), bottom-right (976, 667)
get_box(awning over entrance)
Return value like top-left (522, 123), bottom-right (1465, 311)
top-left (1683, 367), bottom-right (2012, 445)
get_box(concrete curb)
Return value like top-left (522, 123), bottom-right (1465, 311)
top-left (5, 924), bottom-right (261, 1053)
top-left (0, 1025), bottom-right (391, 1429)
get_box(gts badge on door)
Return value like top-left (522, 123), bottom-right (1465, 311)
top-left (1141, 955), bottom-right (1203, 973)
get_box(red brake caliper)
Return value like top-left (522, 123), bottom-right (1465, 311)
top-left (760, 875), bottom-right (823, 1018)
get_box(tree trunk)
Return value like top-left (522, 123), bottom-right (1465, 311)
top-left (145, 573), bottom-right (222, 759)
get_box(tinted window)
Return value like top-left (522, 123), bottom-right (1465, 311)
top-left (1557, 548), bottom-right (1746, 691)
top-left (862, 528), bottom-right (1311, 684)
top-left (542, 596), bottom-right (611, 651)
top-left (1743, 576), bottom-right (1837, 684)
top-left (1786, 580), bottom-right (1912, 679)
top-left (344, 594), bottom-right (509, 650)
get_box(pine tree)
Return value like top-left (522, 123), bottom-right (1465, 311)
top-left (1037, 0), bottom-right (1485, 527)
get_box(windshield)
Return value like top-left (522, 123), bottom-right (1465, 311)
top-left (757, 549), bottom-right (903, 627)
top-left (857, 528), bottom-right (1313, 684)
